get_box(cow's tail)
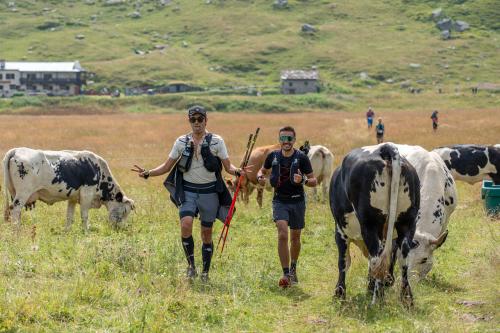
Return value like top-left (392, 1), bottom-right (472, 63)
top-left (372, 143), bottom-right (401, 279)
top-left (3, 149), bottom-right (16, 222)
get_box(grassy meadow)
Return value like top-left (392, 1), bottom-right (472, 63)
top-left (0, 109), bottom-right (498, 332)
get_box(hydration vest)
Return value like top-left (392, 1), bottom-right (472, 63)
top-left (164, 133), bottom-right (231, 213)
top-left (269, 149), bottom-right (302, 188)
top-left (178, 133), bottom-right (221, 173)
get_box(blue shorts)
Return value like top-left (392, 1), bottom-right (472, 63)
top-left (272, 200), bottom-right (306, 230)
top-left (367, 117), bottom-right (373, 126)
top-left (179, 190), bottom-right (219, 227)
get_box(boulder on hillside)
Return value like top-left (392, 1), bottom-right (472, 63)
top-left (75, 34), bottom-right (85, 40)
top-left (436, 18), bottom-right (452, 31)
top-left (128, 11), bottom-right (141, 18)
top-left (441, 30), bottom-right (451, 40)
top-left (409, 63), bottom-right (421, 69)
top-left (400, 80), bottom-right (411, 88)
top-left (159, 0), bottom-right (171, 5)
top-left (454, 20), bottom-right (469, 32)
top-left (273, 0), bottom-right (288, 9)
top-left (301, 24), bottom-right (316, 33)
top-left (105, 0), bottom-right (126, 5)
top-left (431, 8), bottom-right (443, 21)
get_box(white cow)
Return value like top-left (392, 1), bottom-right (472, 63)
top-left (397, 145), bottom-right (457, 280)
top-left (3, 148), bottom-right (134, 231)
top-left (306, 145), bottom-right (334, 201)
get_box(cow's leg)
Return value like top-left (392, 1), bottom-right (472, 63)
top-left (334, 229), bottom-right (350, 299)
top-left (399, 237), bottom-right (413, 308)
top-left (322, 181), bottom-right (328, 203)
top-left (10, 194), bottom-right (30, 228)
top-left (312, 185), bottom-right (319, 202)
top-left (395, 218), bottom-right (415, 307)
top-left (65, 201), bottom-right (76, 231)
top-left (80, 204), bottom-right (91, 232)
top-left (385, 239), bottom-right (398, 287)
top-left (361, 223), bottom-right (385, 303)
top-left (257, 187), bottom-right (263, 208)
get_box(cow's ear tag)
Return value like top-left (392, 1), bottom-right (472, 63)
top-left (116, 192), bottom-right (123, 202)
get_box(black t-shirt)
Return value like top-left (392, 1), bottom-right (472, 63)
top-left (264, 149), bottom-right (313, 203)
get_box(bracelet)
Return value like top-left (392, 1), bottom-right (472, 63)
top-left (301, 175), bottom-right (307, 185)
top-left (143, 170), bottom-right (150, 179)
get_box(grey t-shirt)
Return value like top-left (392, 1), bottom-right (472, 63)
top-left (169, 132), bottom-right (229, 184)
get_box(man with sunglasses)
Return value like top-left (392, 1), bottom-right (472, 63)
top-left (132, 105), bottom-right (244, 282)
top-left (256, 126), bottom-right (317, 288)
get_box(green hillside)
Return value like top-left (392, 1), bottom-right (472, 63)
top-left (1, 0), bottom-right (499, 94)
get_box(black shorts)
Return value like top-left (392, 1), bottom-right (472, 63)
top-left (272, 200), bottom-right (306, 230)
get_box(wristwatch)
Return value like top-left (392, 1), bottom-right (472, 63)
top-left (302, 175), bottom-right (308, 185)
top-left (143, 170), bottom-right (150, 179)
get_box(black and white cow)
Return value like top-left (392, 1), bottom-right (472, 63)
top-left (330, 143), bottom-right (420, 306)
top-left (3, 148), bottom-right (134, 231)
top-left (432, 144), bottom-right (500, 184)
top-left (395, 145), bottom-right (457, 280)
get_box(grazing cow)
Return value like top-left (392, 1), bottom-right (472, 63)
top-left (330, 143), bottom-right (420, 306)
top-left (394, 145), bottom-right (457, 280)
top-left (3, 148), bottom-right (134, 231)
top-left (226, 144), bottom-right (279, 207)
top-left (432, 144), bottom-right (500, 184)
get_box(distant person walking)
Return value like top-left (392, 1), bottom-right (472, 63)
top-left (431, 110), bottom-right (439, 131)
top-left (366, 107), bottom-right (375, 129)
top-left (375, 118), bottom-right (385, 144)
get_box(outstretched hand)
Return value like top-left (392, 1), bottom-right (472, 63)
top-left (131, 164), bottom-right (148, 178)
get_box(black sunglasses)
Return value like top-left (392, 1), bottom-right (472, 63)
top-left (189, 116), bottom-right (205, 123)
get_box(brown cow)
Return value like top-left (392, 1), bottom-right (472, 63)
top-left (226, 144), bottom-right (279, 208)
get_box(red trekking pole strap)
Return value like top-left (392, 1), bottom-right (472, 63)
top-left (217, 128), bottom-right (260, 253)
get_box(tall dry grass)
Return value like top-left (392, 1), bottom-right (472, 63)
top-left (1, 109), bottom-right (498, 172)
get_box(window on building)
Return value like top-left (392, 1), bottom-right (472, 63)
top-left (0, 74), bottom-right (3, 79)
top-left (304, 81), bottom-right (309, 86)
top-left (63, 85), bottom-right (69, 90)
top-left (6, 74), bottom-right (15, 79)
top-left (0, 86), bottom-right (3, 90)
top-left (44, 74), bottom-right (52, 80)
top-left (288, 82), bottom-right (293, 87)
top-left (10, 85), bottom-right (16, 89)
top-left (27, 74), bottom-right (36, 80)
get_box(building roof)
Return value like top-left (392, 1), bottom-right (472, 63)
top-left (281, 70), bottom-right (318, 80)
top-left (1, 61), bottom-right (85, 72)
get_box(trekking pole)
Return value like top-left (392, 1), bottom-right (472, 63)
top-left (219, 127), bottom-right (260, 253)
top-left (217, 133), bottom-right (253, 250)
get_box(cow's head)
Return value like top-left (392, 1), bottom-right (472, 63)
top-left (106, 192), bottom-right (134, 226)
top-left (408, 229), bottom-right (448, 280)
top-left (299, 141), bottom-right (310, 156)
